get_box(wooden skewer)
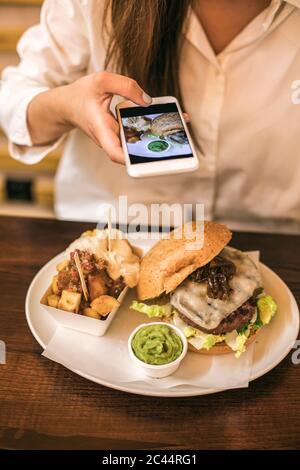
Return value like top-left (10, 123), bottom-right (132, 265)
top-left (108, 207), bottom-right (112, 253)
top-left (74, 251), bottom-right (89, 301)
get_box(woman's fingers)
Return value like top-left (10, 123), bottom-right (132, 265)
top-left (100, 128), bottom-right (125, 164)
top-left (183, 112), bottom-right (190, 123)
top-left (97, 72), bottom-right (152, 107)
top-left (94, 112), bottom-right (125, 164)
top-left (84, 72), bottom-right (154, 164)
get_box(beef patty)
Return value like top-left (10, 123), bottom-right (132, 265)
top-left (179, 297), bottom-right (257, 335)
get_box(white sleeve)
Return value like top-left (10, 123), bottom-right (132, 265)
top-left (0, 0), bottom-right (89, 164)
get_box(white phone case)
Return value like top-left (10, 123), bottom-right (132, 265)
top-left (116, 96), bottom-right (199, 178)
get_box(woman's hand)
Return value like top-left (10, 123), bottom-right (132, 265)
top-left (28, 71), bottom-right (152, 164)
top-left (63, 72), bottom-right (152, 164)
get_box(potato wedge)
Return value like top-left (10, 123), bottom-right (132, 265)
top-left (56, 259), bottom-right (69, 272)
top-left (91, 295), bottom-right (120, 317)
top-left (83, 308), bottom-right (101, 320)
top-left (47, 294), bottom-right (60, 308)
top-left (88, 273), bottom-right (108, 300)
top-left (58, 290), bottom-right (82, 313)
top-left (51, 275), bottom-right (60, 295)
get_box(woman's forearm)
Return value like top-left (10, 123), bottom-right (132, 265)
top-left (27, 85), bottom-right (73, 146)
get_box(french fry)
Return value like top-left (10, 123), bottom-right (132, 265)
top-left (91, 295), bottom-right (120, 317)
top-left (47, 294), bottom-right (60, 308)
top-left (83, 308), bottom-right (101, 320)
top-left (88, 273), bottom-right (108, 300)
top-left (51, 275), bottom-right (60, 295)
top-left (58, 290), bottom-right (82, 313)
top-left (56, 259), bottom-right (69, 272)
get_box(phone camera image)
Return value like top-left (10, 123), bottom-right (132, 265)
top-left (120, 103), bottom-right (194, 165)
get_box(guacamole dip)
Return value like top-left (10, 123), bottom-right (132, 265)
top-left (147, 140), bottom-right (169, 152)
top-left (131, 324), bottom-right (183, 365)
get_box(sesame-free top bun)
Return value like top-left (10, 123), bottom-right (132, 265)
top-left (137, 221), bottom-right (232, 301)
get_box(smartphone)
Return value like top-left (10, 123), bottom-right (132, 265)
top-left (116, 96), bottom-right (199, 178)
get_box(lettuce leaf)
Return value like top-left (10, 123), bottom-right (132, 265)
top-left (187, 334), bottom-right (225, 351)
top-left (183, 326), bottom-right (199, 338)
top-left (172, 313), bottom-right (225, 350)
top-left (251, 316), bottom-right (263, 331)
top-left (238, 294), bottom-right (277, 338)
top-left (225, 329), bottom-right (250, 358)
top-left (201, 334), bottom-right (226, 350)
top-left (130, 301), bottom-right (173, 318)
top-left (237, 323), bottom-right (249, 335)
top-left (234, 332), bottom-right (250, 358)
top-left (224, 295), bottom-right (277, 357)
top-left (257, 295), bottom-right (277, 325)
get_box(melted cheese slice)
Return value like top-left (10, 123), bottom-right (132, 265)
top-left (170, 247), bottom-right (261, 331)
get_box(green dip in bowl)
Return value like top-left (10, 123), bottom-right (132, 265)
top-left (147, 140), bottom-right (169, 153)
top-left (131, 324), bottom-right (183, 365)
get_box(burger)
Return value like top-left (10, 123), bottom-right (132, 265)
top-left (131, 221), bottom-right (277, 357)
top-left (126, 116), bottom-right (151, 132)
top-left (151, 112), bottom-right (184, 137)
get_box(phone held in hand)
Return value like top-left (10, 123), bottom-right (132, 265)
top-left (115, 96), bottom-right (199, 178)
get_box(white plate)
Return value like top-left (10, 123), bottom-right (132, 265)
top-left (25, 243), bottom-right (299, 397)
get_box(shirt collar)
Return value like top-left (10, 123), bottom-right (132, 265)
top-left (184, 0), bottom-right (299, 65)
top-left (263, 0), bottom-right (300, 30)
top-left (286, 0), bottom-right (300, 7)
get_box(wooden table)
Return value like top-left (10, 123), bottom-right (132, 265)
top-left (0, 215), bottom-right (299, 450)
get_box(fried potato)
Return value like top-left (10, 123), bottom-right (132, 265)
top-left (88, 273), bottom-right (108, 300)
top-left (47, 294), bottom-right (60, 308)
top-left (83, 308), bottom-right (101, 320)
top-left (56, 259), bottom-right (69, 272)
top-left (81, 229), bottom-right (97, 238)
top-left (58, 290), bottom-right (82, 313)
top-left (51, 275), bottom-right (60, 295)
top-left (91, 295), bottom-right (120, 317)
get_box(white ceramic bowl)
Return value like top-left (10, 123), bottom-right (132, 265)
top-left (128, 322), bottom-right (188, 378)
top-left (41, 284), bottom-right (128, 337)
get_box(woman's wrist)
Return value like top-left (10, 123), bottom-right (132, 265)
top-left (55, 83), bottom-right (76, 129)
top-left (27, 86), bottom-right (74, 146)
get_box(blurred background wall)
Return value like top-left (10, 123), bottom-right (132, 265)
top-left (0, 0), bottom-right (59, 218)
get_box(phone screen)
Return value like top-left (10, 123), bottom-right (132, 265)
top-left (120, 103), bottom-right (194, 164)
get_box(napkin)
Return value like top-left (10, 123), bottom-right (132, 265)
top-left (42, 251), bottom-right (259, 391)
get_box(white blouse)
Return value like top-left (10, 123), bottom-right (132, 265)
top-left (1, 0), bottom-right (300, 232)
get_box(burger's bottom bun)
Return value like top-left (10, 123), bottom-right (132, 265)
top-left (188, 327), bottom-right (261, 355)
top-left (162, 317), bottom-right (261, 355)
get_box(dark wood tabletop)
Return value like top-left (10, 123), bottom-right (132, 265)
top-left (0, 215), bottom-right (299, 450)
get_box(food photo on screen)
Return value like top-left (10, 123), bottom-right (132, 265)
top-left (121, 106), bottom-right (194, 164)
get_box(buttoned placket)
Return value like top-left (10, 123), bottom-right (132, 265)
top-left (183, 0), bottom-right (294, 220)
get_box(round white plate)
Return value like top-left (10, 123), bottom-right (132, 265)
top-left (25, 249), bottom-right (299, 397)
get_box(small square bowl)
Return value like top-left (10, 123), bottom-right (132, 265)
top-left (40, 286), bottom-right (128, 336)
